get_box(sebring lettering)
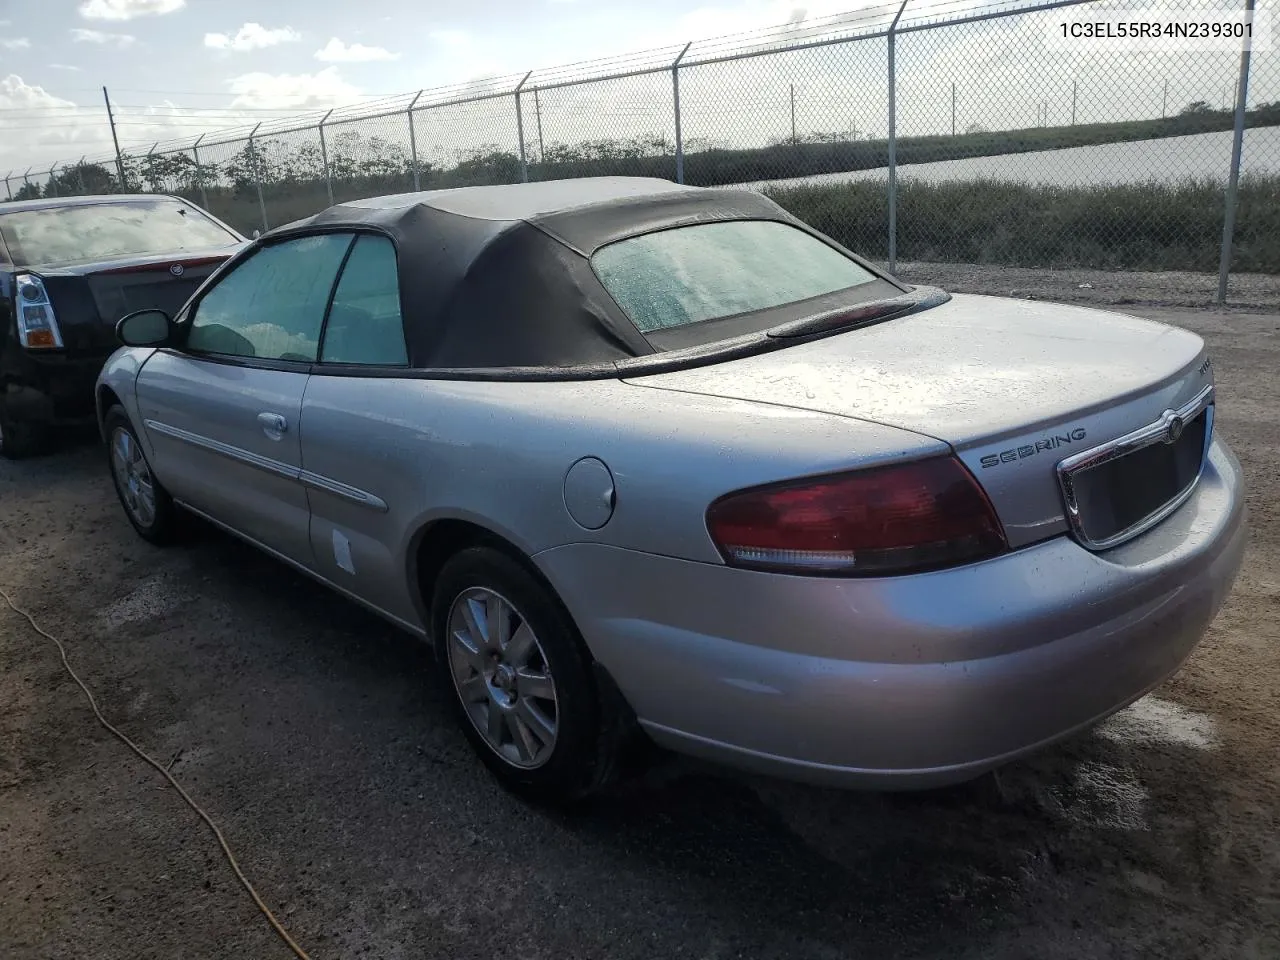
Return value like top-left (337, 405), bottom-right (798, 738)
top-left (980, 427), bottom-right (1087, 468)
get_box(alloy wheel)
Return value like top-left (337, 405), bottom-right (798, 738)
top-left (446, 587), bottom-right (559, 769)
top-left (110, 427), bottom-right (157, 529)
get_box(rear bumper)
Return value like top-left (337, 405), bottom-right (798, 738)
top-left (1, 350), bottom-right (105, 424)
top-left (534, 439), bottom-right (1247, 789)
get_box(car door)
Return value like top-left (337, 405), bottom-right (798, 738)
top-left (297, 233), bottom-right (420, 623)
top-left (136, 232), bottom-right (355, 565)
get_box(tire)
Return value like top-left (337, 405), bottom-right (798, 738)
top-left (0, 395), bottom-right (46, 460)
top-left (432, 546), bottom-right (620, 804)
top-left (104, 405), bottom-right (179, 545)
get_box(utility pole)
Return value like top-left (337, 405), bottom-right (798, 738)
top-left (103, 86), bottom-right (125, 188)
top-left (1162, 79), bottom-right (1168, 118)
top-left (1071, 81), bottom-right (1077, 125)
top-left (950, 82), bottom-right (956, 137)
top-left (790, 83), bottom-right (797, 145)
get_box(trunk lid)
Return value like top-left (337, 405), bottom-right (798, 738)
top-left (36, 245), bottom-right (240, 354)
top-left (625, 293), bottom-right (1213, 548)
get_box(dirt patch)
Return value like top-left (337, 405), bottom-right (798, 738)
top-left (1, 306), bottom-right (1278, 959)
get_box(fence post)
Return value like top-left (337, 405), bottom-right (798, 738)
top-left (248, 122), bottom-right (268, 233)
top-left (146, 142), bottom-right (158, 193)
top-left (515, 71), bottom-right (533, 183)
top-left (3, 173), bottom-right (10, 201)
top-left (192, 134), bottom-right (210, 211)
top-left (76, 156), bottom-right (87, 194)
top-left (407, 90), bottom-right (424, 191)
top-left (318, 109), bottom-right (334, 207)
top-left (23, 167), bottom-right (32, 193)
top-left (47, 164), bottom-right (58, 198)
top-left (673, 41), bottom-right (692, 184)
top-left (887, 0), bottom-right (909, 273)
top-left (1217, 0), bottom-right (1256, 304)
top-left (534, 87), bottom-right (545, 163)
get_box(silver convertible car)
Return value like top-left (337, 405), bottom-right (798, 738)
top-left (96, 177), bottom-right (1246, 802)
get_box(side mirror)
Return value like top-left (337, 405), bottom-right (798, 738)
top-left (116, 309), bottom-right (173, 348)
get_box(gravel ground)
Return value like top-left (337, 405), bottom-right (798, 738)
top-left (895, 262), bottom-right (1280, 312)
top-left (2, 304), bottom-right (1279, 960)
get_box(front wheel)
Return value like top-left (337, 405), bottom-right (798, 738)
top-left (432, 546), bottom-right (619, 804)
top-left (104, 405), bottom-right (178, 544)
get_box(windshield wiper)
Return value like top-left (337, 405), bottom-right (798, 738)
top-left (765, 286), bottom-right (950, 339)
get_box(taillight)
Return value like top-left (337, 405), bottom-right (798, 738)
top-left (705, 456), bottom-right (1008, 576)
top-left (14, 273), bottom-right (63, 350)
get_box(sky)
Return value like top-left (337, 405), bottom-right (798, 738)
top-left (0, 0), bottom-right (917, 174)
top-left (0, 0), bottom-right (1265, 181)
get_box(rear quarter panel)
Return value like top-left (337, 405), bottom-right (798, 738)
top-left (298, 374), bottom-right (945, 626)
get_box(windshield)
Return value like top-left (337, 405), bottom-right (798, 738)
top-left (0, 199), bottom-right (241, 267)
top-left (592, 219), bottom-right (878, 333)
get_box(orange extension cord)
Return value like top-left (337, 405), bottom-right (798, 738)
top-left (0, 586), bottom-right (311, 960)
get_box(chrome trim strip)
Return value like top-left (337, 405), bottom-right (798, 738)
top-left (143, 419), bottom-right (299, 481)
top-left (299, 470), bottom-right (389, 513)
top-left (1056, 384), bottom-right (1215, 551)
top-left (142, 419), bottom-right (389, 512)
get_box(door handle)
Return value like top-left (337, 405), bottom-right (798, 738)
top-left (257, 412), bottom-right (289, 439)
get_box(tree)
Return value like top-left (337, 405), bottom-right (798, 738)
top-left (44, 162), bottom-right (118, 197)
top-left (1181, 101), bottom-right (1218, 116)
top-left (139, 152), bottom-right (199, 193)
top-left (223, 140), bottom-right (271, 192)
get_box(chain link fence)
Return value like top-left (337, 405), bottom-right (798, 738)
top-left (4, 0), bottom-right (1276, 300)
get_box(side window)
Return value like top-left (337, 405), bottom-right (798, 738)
top-left (319, 234), bottom-right (408, 366)
top-left (186, 233), bottom-right (353, 361)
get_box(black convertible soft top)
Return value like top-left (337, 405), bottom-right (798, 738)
top-left (269, 177), bottom-right (908, 372)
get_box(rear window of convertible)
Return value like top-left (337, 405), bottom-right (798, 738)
top-left (591, 220), bottom-right (878, 333)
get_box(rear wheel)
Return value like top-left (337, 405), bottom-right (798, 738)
top-left (105, 405), bottom-right (178, 544)
top-left (432, 546), bottom-right (620, 804)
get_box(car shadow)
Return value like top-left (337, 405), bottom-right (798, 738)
top-left (162, 509), bottom-right (1246, 958)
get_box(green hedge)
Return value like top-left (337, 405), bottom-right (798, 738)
top-left (765, 175), bottom-right (1280, 273)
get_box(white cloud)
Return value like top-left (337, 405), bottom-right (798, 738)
top-left (49, 64), bottom-right (84, 72)
top-left (205, 23), bottom-right (301, 53)
top-left (227, 66), bottom-right (360, 110)
top-left (70, 28), bottom-right (136, 47)
top-left (0, 75), bottom-right (98, 170)
top-left (78, 0), bottom-right (184, 21)
top-left (0, 38), bottom-right (31, 50)
top-left (314, 38), bottom-right (399, 63)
